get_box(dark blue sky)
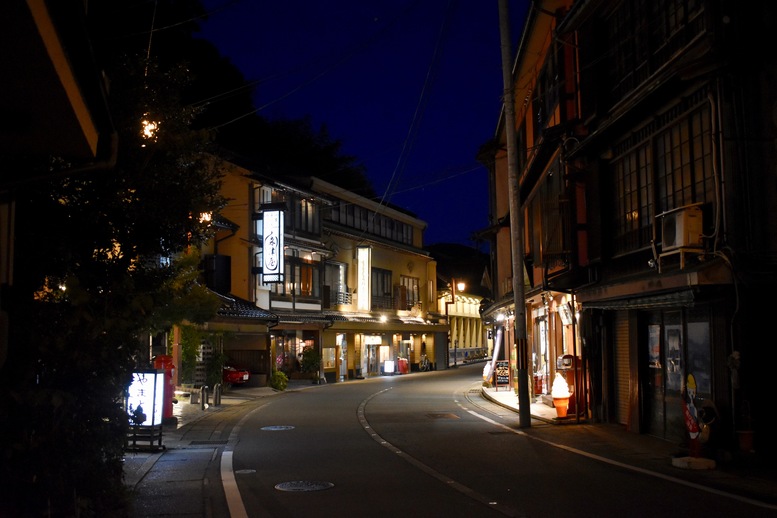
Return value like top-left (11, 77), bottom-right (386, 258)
top-left (197, 1), bottom-right (527, 247)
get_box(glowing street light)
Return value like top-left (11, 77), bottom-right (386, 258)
top-left (140, 115), bottom-right (159, 147)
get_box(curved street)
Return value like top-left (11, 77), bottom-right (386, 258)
top-left (126, 364), bottom-right (777, 517)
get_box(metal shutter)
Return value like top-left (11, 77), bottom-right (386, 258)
top-left (614, 311), bottom-right (630, 425)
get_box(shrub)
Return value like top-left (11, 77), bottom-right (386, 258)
top-left (269, 370), bottom-right (288, 391)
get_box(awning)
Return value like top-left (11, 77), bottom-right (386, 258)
top-left (581, 290), bottom-right (695, 310)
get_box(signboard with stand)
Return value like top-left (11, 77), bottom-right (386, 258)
top-left (494, 360), bottom-right (510, 390)
top-left (125, 370), bottom-right (165, 450)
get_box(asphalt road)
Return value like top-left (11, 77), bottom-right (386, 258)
top-left (212, 365), bottom-right (776, 518)
top-left (129, 365), bottom-right (777, 518)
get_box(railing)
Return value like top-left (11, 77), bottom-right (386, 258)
top-left (371, 295), bottom-right (393, 311)
top-left (330, 290), bottom-right (352, 306)
top-left (449, 347), bottom-right (489, 366)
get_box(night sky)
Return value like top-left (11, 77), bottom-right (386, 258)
top-left (196, 1), bottom-right (528, 247)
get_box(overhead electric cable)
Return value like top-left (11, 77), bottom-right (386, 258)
top-left (209, 1), bottom-right (423, 129)
top-left (375, 0), bottom-right (456, 209)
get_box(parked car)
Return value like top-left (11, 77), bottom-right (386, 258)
top-left (223, 364), bottom-right (250, 386)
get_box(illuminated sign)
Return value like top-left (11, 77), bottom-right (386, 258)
top-left (357, 246), bottom-right (371, 311)
top-left (126, 371), bottom-right (164, 426)
top-left (262, 209), bottom-right (285, 283)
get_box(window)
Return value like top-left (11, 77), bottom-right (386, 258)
top-left (610, 92), bottom-right (713, 255)
top-left (613, 142), bottom-right (652, 254)
top-left (322, 201), bottom-right (414, 245)
top-left (400, 275), bottom-right (420, 309)
top-left (527, 156), bottom-right (570, 267)
top-left (655, 106), bottom-right (714, 213)
top-left (264, 254), bottom-right (319, 298)
top-left (325, 262), bottom-right (349, 304)
top-left (606, 0), bottom-right (704, 102)
top-left (371, 268), bottom-right (392, 310)
top-left (291, 195), bottom-right (319, 235)
top-left (296, 261), bottom-right (318, 297)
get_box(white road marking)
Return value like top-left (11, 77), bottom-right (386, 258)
top-left (220, 451), bottom-right (248, 518)
top-left (456, 386), bottom-right (777, 512)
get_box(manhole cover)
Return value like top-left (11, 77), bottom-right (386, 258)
top-left (275, 481), bottom-right (334, 492)
top-left (235, 469), bottom-right (256, 475)
top-left (261, 425), bottom-right (295, 431)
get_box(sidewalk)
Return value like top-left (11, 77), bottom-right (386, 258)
top-left (122, 379), bottom-right (318, 491)
top-left (481, 385), bottom-right (777, 508)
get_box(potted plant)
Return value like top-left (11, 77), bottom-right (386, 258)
top-left (299, 345), bottom-right (323, 383)
top-left (736, 400), bottom-right (754, 453)
top-left (729, 351), bottom-right (754, 452)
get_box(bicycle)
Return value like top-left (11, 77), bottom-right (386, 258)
top-left (419, 354), bottom-right (430, 372)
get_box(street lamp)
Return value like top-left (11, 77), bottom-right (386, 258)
top-left (446, 279), bottom-right (466, 368)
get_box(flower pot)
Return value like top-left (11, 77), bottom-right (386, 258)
top-left (737, 430), bottom-right (754, 452)
top-left (553, 397), bottom-right (570, 418)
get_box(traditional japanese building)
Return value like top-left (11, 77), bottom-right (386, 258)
top-left (479, 0), bottom-right (776, 460)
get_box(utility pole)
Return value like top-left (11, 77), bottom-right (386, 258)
top-left (498, 0), bottom-right (531, 428)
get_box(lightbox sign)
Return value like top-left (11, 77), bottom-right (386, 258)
top-left (357, 246), bottom-right (371, 311)
top-left (262, 209), bottom-right (285, 283)
top-left (126, 371), bottom-right (164, 426)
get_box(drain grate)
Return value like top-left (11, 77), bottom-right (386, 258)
top-left (275, 481), bottom-right (334, 492)
top-left (261, 425), bottom-right (295, 431)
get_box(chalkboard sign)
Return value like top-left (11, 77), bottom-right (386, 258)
top-left (494, 360), bottom-right (510, 389)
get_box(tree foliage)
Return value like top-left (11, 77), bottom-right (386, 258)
top-left (224, 117), bottom-right (376, 198)
top-left (299, 345), bottom-right (322, 374)
top-left (1, 0), bottom-right (382, 513)
top-left (0, 51), bottom-right (224, 518)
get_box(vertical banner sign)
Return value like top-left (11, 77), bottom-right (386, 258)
top-left (262, 209), bottom-right (284, 283)
top-left (357, 246), bottom-right (371, 311)
top-left (126, 371), bottom-right (164, 426)
top-left (483, 326), bottom-right (503, 382)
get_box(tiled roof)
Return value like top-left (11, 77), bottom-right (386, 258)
top-left (213, 292), bottom-right (278, 321)
top-left (272, 311), bottom-right (332, 324)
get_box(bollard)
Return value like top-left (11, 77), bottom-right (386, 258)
top-left (213, 383), bottom-right (222, 406)
top-left (200, 385), bottom-right (209, 410)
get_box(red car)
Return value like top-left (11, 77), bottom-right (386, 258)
top-left (223, 364), bottom-right (250, 385)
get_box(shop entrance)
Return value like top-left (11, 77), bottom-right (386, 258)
top-left (532, 314), bottom-right (549, 395)
top-left (642, 309), bottom-right (712, 442)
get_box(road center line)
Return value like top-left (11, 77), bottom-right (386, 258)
top-left (360, 388), bottom-right (523, 518)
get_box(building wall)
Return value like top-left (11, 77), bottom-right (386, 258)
top-left (481, 0), bottom-right (777, 460)
top-left (214, 163), bottom-right (255, 301)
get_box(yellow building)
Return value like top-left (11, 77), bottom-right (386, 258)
top-left (312, 178), bottom-right (446, 379)
top-left (196, 161), bottom-right (447, 385)
top-left (437, 280), bottom-right (487, 367)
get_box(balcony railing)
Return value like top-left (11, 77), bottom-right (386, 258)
top-left (330, 290), bottom-right (352, 306)
top-left (371, 295), bottom-right (393, 311)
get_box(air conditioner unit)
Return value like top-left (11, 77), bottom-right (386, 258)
top-left (660, 205), bottom-right (703, 251)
